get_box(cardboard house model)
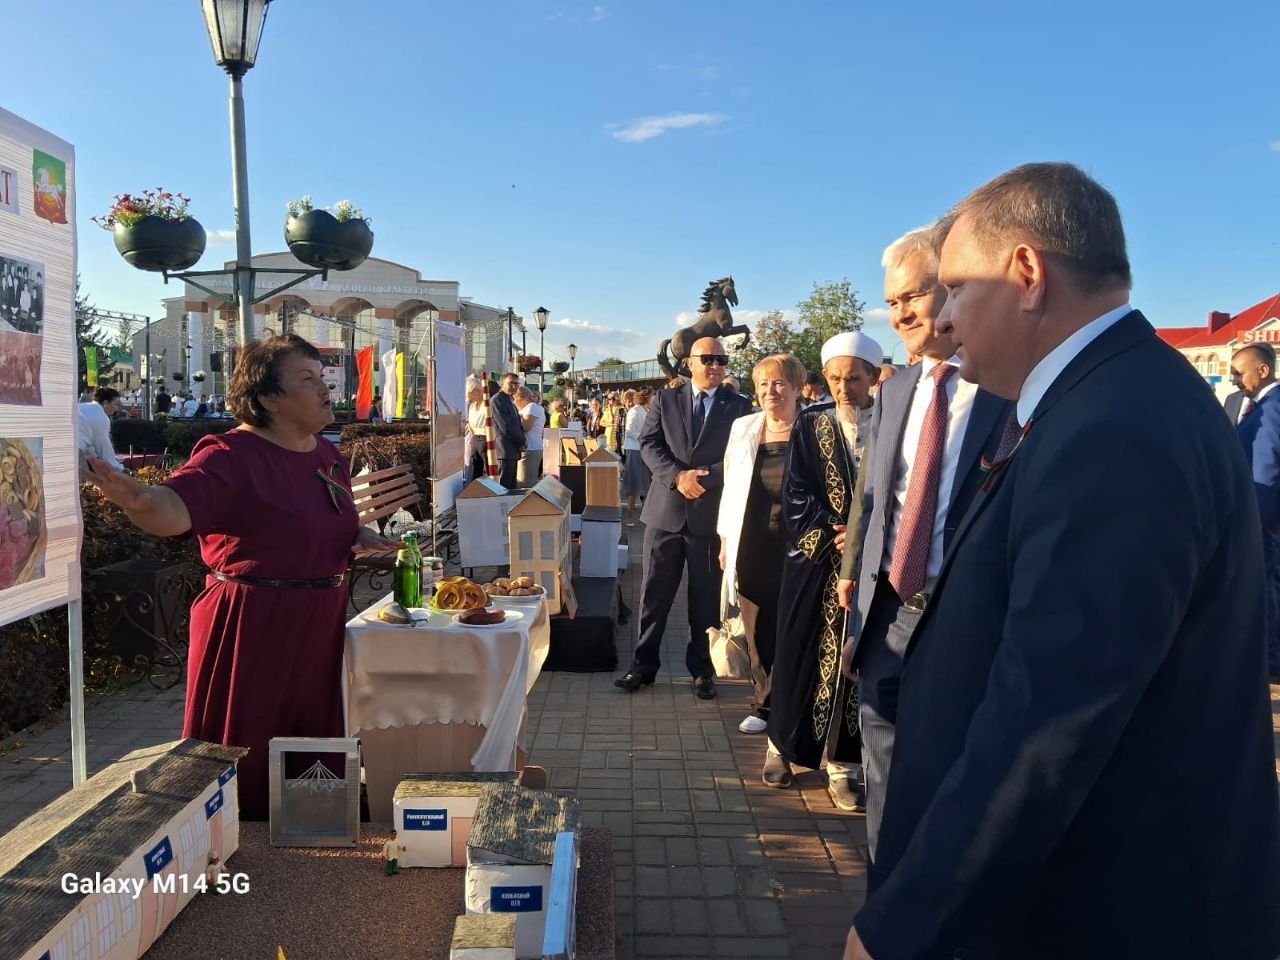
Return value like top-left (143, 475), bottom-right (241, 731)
top-left (464, 783), bottom-right (581, 960)
top-left (451, 913), bottom-right (517, 960)
top-left (557, 437), bottom-right (588, 514)
top-left (507, 475), bottom-right (572, 615)
top-left (584, 445), bottom-right (621, 508)
top-left (393, 771), bottom-right (519, 868)
top-left (456, 477), bottom-right (525, 568)
top-left (0, 739), bottom-right (247, 960)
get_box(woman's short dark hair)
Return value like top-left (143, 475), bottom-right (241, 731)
top-left (227, 334), bottom-right (321, 427)
top-left (93, 387), bottom-right (121, 404)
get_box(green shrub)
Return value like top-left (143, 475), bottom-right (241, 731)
top-left (0, 468), bottom-right (201, 739)
top-left (340, 422), bottom-right (430, 441)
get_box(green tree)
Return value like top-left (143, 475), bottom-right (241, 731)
top-left (791, 279), bottom-right (866, 373)
top-left (598, 356), bottom-right (625, 367)
top-left (732, 309), bottom-right (797, 378)
top-left (74, 278), bottom-right (115, 393)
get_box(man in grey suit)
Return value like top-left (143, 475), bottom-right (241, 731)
top-left (837, 226), bottom-right (1011, 860)
top-left (490, 372), bottom-right (526, 488)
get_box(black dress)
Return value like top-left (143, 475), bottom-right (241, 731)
top-left (736, 440), bottom-right (790, 718)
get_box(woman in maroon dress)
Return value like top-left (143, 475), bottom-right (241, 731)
top-left (85, 335), bottom-right (394, 819)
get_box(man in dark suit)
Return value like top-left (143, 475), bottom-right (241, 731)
top-left (490, 372), bottom-right (526, 488)
top-left (835, 225), bottom-right (1012, 860)
top-left (1223, 386), bottom-right (1248, 424)
top-left (616, 336), bottom-right (752, 698)
top-left (1232, 343), bottom-right (1280, 680)
top-left (845, 163), bottom-right (1280, 960)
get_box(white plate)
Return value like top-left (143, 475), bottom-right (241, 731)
top-left (361, 607), bottom-right (440, 628)
top-left (451, 608), bottom-right (525, 629)
top-left (488, 587), bottom-right (547, 605)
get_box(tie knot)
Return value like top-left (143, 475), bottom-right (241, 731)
top-left (931, 363), bottom-right (957, 386)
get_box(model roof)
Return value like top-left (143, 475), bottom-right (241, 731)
top-left (466, 783), bottom-right (581, 865)
top-left (0, 738), bottom-right (246, 959)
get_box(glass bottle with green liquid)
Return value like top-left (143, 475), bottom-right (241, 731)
top-left (393, 548), bottom-right (421, 608)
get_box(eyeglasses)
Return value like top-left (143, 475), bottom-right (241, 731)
top-left (695, 355), bottom-right (729, 366)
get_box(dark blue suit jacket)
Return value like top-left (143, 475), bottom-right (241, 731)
top-left (856, 311), bottom-right (1280, 959)
top-left (489, 390), bottom-right (526, 461)
top-left (639, 382), bottom-right (751, 538)
top-left (1236, 385), bottom-right (1280, 533)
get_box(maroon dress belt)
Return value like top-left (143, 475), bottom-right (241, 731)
top-left (211, 571), bottom-right (345, 589)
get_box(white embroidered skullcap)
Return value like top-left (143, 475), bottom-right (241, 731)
top-left (820, 331), bottom-right (884, 368)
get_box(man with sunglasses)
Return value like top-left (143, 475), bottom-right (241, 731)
top-left (616, 336), bottom-right (752, 699)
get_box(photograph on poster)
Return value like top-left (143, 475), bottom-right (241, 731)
top-left (0, 437), bottom-right (46, 590)
top-left (0, 252), bottom-right (43, 335)
top-left (0, 331), bottom-right (42, 406)
top-left (32, 149), bottom-right (68, 225)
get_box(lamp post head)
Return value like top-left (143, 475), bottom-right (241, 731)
top-left (201, 0), bottom-right (272, 78)
top-left (534, 306), bottom-right (549, 332)
top-left (568, 343), bottom-right (577, 360)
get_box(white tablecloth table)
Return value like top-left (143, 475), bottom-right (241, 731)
top-left (342, 595), bottom-right (550, 820)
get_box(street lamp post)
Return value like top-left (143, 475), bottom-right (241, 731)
top-left (534, 306), bottom-right (549, 396)
top-left (568, 342), bottom-right (577, 406)
top-left (201, 0), bottom-right (272, 349)
top-left (505, 306), bottom-right (516, 373)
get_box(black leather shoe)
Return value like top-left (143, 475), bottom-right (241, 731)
top-left (614, 670), bottom-right (656, 691)
top-left (692, 676), bottom-right (717, 699)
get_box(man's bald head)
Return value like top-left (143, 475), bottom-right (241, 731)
top-left (688, 337), bottom-right (728, 391)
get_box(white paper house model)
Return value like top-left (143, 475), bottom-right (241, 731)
top-left (393, 772), bottom-right (519, 868)
top-left (464, 783), bottom-right (582, 960)
top-left (584, 445), bottom-right (621, 508)
top-left (1, 739), bottom-right (247, 960)
top-left (507, 476), bottom-right (572, 615)
top-left (456, 477), bottom-right (525, 568)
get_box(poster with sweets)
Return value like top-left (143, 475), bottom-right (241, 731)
top-left (0, 108), bottom-right (80, 623)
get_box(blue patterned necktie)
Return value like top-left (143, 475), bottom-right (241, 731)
top-left (692, 391), bottom-right (707, 441)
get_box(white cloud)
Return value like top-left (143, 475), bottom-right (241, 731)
top-left (205, 229), bottom-right (237, 245)
top-left (675, 311), bottom-right (697, 328)
top-left (589, 4), bottom-right (607, 21)
top-left (610, 112), bottom-right (725, 143)
top-left (865, 306), bottom-right (890, 322)
top-left (552, 316), bottom-right (639, 337)
top-left (1270, 140), bottom-right (1280, 153)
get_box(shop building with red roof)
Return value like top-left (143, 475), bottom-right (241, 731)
top-left (1155, 293), bottom-right (1280, 400)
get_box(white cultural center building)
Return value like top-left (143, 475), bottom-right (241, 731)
top-left (132, 252), bottom-right (522, 404)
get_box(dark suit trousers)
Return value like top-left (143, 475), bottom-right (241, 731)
top-left (857, 577), bottom-right (923, 862)
top-left (1265, 532), bottom-right (1280, 673)
top-left (498, 457), bottom-right (518, 489)
top-left (633, 524), bottom-right (719, 678)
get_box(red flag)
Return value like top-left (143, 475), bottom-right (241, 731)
top-left (355, 346), bottom-right (375, 421)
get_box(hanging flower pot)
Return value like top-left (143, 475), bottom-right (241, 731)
top-left (172, 372), bottom-right (186, 383)
top-left (192, 370), bottom-right (207, 383)
top-left (95, 190), bottom-right (205, 272)
top-left (111, 216), bottom-right (206, 272)
top-left (284, 198), bottom-right (373, 271)
top-left (152, 375), bottom-right (166, 386)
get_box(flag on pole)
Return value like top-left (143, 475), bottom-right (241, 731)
top-left (83, 346), bottom-right (98, 388)
top-left (355, 346), bottom-right (375, 420)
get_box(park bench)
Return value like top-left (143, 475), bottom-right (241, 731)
top-left (345, 461), bottom-right (458, 609)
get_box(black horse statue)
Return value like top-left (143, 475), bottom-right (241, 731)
top-left (657, 276), bottom-right (751, 379)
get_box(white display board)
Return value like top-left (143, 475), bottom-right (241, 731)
top-left (0, 108), bottom-right (80, 624)
top-left (431, 319), bottom-right (466, 481)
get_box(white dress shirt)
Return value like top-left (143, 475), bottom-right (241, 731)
top-left (882, 355), bottom-right (978, 590)
top-left (691, 386), bottom-right (716, 424)
top-left (1017, 303), bottom-right (1133, 426)
top-left (78, 402), bottom-right (123, 471)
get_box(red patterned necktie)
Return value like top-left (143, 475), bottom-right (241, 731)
top-left (889, 363), bottom-right (957, 599)
top-left (1241, 397), bottom-right (1255, 422)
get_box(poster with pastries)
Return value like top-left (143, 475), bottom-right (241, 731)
top-left (0, 107), bottom-right (80, 622)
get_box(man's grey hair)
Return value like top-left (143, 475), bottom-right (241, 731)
top-left (881, 225), bottom-right (939, 276)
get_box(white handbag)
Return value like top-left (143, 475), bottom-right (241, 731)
top-left (709, 615), bottom-right (752, 680)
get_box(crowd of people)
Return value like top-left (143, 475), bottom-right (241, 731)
top-left (612, 162), bottom-right (1277, 958)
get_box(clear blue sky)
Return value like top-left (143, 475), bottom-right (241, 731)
top-left (7, 0), bottom-right (1278, 365)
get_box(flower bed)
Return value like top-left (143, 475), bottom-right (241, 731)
top-left (0, 468), bottom-right (201, 738)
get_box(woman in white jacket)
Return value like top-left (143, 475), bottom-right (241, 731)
top-left (717, 353), bottom-right (806, 736)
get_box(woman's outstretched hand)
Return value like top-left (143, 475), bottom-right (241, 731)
top-left (81, 457), bottom-right (154, 512)
top-left (352, 525), bottom-right (401, 557)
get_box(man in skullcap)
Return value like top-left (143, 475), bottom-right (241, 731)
top-left (764, 329), bottom-right (883, 812)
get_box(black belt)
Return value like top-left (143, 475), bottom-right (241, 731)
top-left (211, 571), bottom-right (345, 589)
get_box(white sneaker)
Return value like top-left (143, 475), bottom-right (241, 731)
top-left (739, 715), bottom-right (767, 734)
